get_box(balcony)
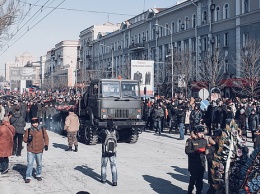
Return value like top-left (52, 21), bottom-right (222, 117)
top-left (129, 43), bottom-right (145, 52)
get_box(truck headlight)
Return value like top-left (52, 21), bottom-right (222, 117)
top-left (136, 114), bottom-right (141, 119)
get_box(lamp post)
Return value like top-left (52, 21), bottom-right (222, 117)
top-left (191, 0), bottom-right (198, 81)
top-left (154, 24), bottom-right (174, 98)
top-left (100, 43), bottom-right (114, 78)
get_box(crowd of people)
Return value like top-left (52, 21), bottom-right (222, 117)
top-left (143, 96), bottom-right (260, 145)
top-left (0, 90), bottom-right (260, 192)
top-left (142, 96), bottom-right (260, 193)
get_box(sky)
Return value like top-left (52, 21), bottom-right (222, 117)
top-left (0, 0), bottom-right (180, 74)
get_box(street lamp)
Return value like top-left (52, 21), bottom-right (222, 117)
top-left (100, 43), bottom-right (114, 78)
top-left (154, 24), bottom-right (174, 98)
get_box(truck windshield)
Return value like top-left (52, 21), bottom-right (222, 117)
top-left (101, 81), bottom-right (120, 98)
top-left (121, 81), bottom-right (139, 98)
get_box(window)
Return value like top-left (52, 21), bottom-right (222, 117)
top-left (215, 34), bottom-right (220, 48)
top-left (178, 19), bottom-right (182, 32)
top-left (203, 36), bottom-right (207, 51)
top-left (192, 14), bottom-right (196, 28)
top-left (202, 11), bottom-right (207, 24)
top-left (184, 40), bottom-right (189, 50)
top-left (224, 60), bottom-right (229, 73)
top-left (172, 22), bottom-right (175, 33)
top-left (160, 26), bottom-right (163, 37)
top-left (159, 46), bottom-right (162, 60)
top-left (146, 30), bottom-right (149, 41)
top-left (242, 33), bottom-right (249, 47)
top-left (224, 33), bottom-right (229, 47)
top-left (125, 35), bottom-right (128, 48)
top-left (138, 34), bottom-right (141, 43)
top-left (121, 82), bottom-right (139, 97)
top-left (152, 28), bottom-right (156, 39)
top-left (165, 24), bottom-right (169, 36)
top-left (215, 7), bottom-right (220, 21)
top-left (192, 38), bottom-right (196, 52)
top-left (185, 17), bottom-right (189, 30)
top-left (243, 0), bottom-right (249, 13)
top-left (101, 81), bottom-right (120, 98)
top-left (223, 4), bottom-right (229, 19)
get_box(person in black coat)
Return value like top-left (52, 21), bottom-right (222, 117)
top-left (29, 101), bottom-right (38, 119)
top-left (10, 107), bottom-right (26, 156)
top-left (185, 125), bottom-right (207, 194)
top-left (248, 109), bottom-right (259, 142)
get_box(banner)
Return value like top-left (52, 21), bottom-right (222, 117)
top-left (9, 67), bottom-right (36, 80)
top-left (131, 60), bottom-right (154, 97)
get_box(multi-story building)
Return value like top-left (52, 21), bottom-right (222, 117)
top-left (79, 0), bottom-right (260, 97)
top-left (5, 52), bottom-right (40, 91)
top-left (43, 40), bottom-right (80, 89)
top-left (79, 22), bottom-right (120, 82)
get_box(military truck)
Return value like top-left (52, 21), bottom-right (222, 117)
top-left (77, 78), bottom-right (145, 145)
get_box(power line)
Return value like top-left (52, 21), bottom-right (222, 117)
top-left (19, 0), bottom-right (135, 16)
top-left (1, 0), bottom-right (54, 52)
top-left (0, 0), bottom-right (67, 57)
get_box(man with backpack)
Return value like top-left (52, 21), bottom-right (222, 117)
top-left (99, 120), bottom-right (119, 186)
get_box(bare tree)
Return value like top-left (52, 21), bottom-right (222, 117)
top-left (199, 48), bottom-right (227, 89)
top-left (233, 39), bottom-right (260, 98)
top-left (0, 0), bottom-right (25, 44)
top-left (177, 49), bottom-right (194, 97)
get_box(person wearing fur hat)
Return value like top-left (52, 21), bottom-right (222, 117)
top-left (23, 117), bottom-right (49, 183)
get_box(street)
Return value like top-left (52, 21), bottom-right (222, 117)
top-left (0, 126), bottom-right (254, 194)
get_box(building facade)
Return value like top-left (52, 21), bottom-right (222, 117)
top-left (43, 40), bottom-right (80, 89)
top-left (78, 0), bottom-right (260, 97)
top-left (5, 52), bottom-right (40, 91)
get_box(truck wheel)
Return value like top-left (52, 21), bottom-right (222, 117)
top-left (78, 118), bottom-right (86, 142)
top-left (125, 129), bottom-right (139, 144)
top-left (84, 124), bottom-right (98, 145)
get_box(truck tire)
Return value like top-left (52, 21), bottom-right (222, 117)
top-left (125, 129), bottom-right (139, 144)
top-left (84, 124), bottom-right (98, 145)
top-left (78, 118), bottom-right (86, 142)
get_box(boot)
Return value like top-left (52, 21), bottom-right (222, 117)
top-left (65, 146), bottom-right (72, 151)
top-left (74, 145), bottom-right (78, 152)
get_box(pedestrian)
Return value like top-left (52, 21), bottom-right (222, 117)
top-left (254, 126), bottom-right (260, 149)
top-left (185, 125), bottom-right (207, 194)
top-left (205, 129), bottom-right (222, 194)
top-left (99, 120), bottom-right (119, 186)
top-left (151, 103), bottom-right (164, 135)
top-left (177, 105), bottom-right (185, 140)
top-left (0, 116), bottom-right (15, 174)
top-left (23, 117), bottom-right (49, 183)
top-left (64, 108), bottom-right (80, 152)
top-left (10, 106), bottom-right (26, 156)
top-left (248, 109), bottom-right (258, 142)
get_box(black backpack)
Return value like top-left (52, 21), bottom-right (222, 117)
top-left (103, 130), bottom-right (117, 154)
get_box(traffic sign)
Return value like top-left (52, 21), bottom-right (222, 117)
top-left (198, 88), bottom-right (209, 100)
top-left (200, 100), bottom-right (210, 111)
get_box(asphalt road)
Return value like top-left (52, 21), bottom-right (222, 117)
top-left (0, 126), bottom-right (254, 194)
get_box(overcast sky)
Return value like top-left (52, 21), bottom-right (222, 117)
top-left (0, 0), bottom-right (180, 73)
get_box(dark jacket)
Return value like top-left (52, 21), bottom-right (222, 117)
top-left (185, 137), bottom-right (207, 172)
top-left (99, 129), bottom-right (119, 157)
top-left (177, 108), bottom-right (185, 124)
top-left (248, 113), bottom-right (259, 131)
top-left (238, 113), bottom-right (246, 131)
top-left (10, 111), bottom-right (26, 134)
